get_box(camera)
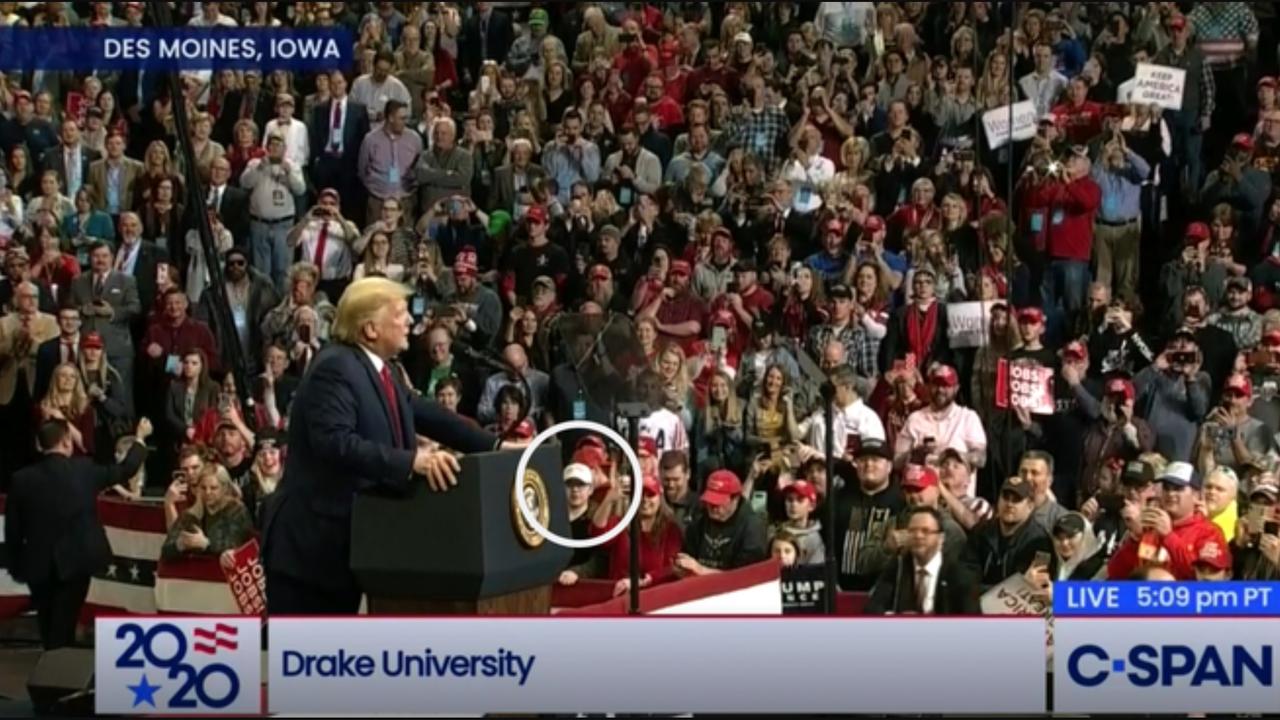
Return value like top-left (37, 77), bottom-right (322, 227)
top-left (619, 32), bottom-right (636, 44)
top-left (726, 280), bottom-right (740, 295)
top-left (1169, 351), bottom-right (1196, 365)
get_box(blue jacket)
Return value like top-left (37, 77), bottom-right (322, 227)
top-left (262, 343), bottom-right (497, 598)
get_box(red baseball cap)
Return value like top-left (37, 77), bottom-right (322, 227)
top-left (824, 218), bottom-right (846, 235)
top-left (1106, 377), bottom-right (1135, 401)
top-left (929, 365), bottom-right (959, 388)
top-left (508, 419), bottom-right (535, 440)
top-left (862, 215), bottom-right (885, 234)
top-left (642, 474), bottom-right (662, 496)
top-left (1016, 306), bottom-right (1045, 325)
top-left (1194, 537), bottom-right (1232, 571)
top-left (1263, 329), bottom-right (1280, 347)
top-left (455, 247), bottom-right (478, 277)
top-left (1168, 14), bottom-right (1187, 31)
top-left (80, 331), bottom-right (105, 350)
top-left (711, 309), bottom-right (735, 328)
top-left (669, 259), bottom-right (692, 277)
top-left (1184, 222), bottom-right (1210, 244)
top-left (589, 264), bottom-right (612, 282)
top-left (525, 205), bottom-right (548, 224)
top-left (902, 464), bottom-right (939, 492)
top-left (1259, 76), bottom-right (1278, 91)
top-left (572, 445), bottom-right (610, 471)
top-left (1232, 133), bottom-right (1255, 152)
top-left (701, 470), bottom-right (743, 507)
top-left (1225, 373), bottom-right (1253, 397)
top-left (1062, 341), bottom-right (1088, 360)
top-left (783, 480), bottom-right (818, 504)
top-left (637, 436), bottom-right (658, 458)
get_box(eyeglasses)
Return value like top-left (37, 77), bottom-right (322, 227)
top-left (227, 259), bottom-right (247, 267)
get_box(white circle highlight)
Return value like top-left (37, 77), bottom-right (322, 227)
top-left (514, 420), bottom-right (644, 550)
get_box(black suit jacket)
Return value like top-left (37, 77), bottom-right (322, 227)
top-left (461, 9), bottom-right (515, 83)
top-left (308, 98), bottom-right (370, 169)
top-left (119, 240), bottom-right (168, 318)
top-left (262, 343), bottom-right (499, 597)
top-left (205, 184), bottom-right (250, 247)
top-left (33, 336), bottom-right (72, 401)
top-left (214, 91), bottom-right (273, 146)
top-left (5, 444), bottom-right (146, 585)
top-left (40, 145), bottom-right (100, 190)
top-left (864, 554), bottom-right (981, 615)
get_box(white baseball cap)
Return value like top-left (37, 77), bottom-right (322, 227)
top-left (564, 463), bottom-right (593, 486)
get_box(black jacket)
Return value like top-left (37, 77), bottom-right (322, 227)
top-left (681, 502), bottom-right (769, 571)
top-left (864, 553), bottom-right (982, 615)
top-left (5, 443), bottom-right (146, 585)
top-left (961, 517), bottom-right (1053, 590)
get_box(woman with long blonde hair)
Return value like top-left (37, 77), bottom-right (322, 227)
top-left (161, 463), bottom-right (254, 566)
top-left (134, 140), bottom-right (184, 211)
top-left (976, 49), bottom-right (1013, 110)
top-left (655, 345), bottom-right (694, 430)
top-left (699, 370), bottom-right (745, 475)
top-left (38, 363), bottom-right (96, 456)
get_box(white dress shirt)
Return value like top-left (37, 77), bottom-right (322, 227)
top-left (914, 550), bottom-right (944, 615)
top-left (264, 118), bottom-right (310, 170)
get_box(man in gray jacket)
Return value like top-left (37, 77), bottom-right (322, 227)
top-left (1134, 331), bottom-right (1211, 462)
top-left (603, 124), bottom-right (662, 201)
top-left (416, 117), bottom-right (474, 212)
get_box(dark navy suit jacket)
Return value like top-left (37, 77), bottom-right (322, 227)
top-left (262, 342), bottom-right (497, 595)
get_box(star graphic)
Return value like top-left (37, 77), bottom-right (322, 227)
top-left (536, 254), bottom-right (548, 266)
top-left (129, 564), bottom-right (140, 581)
top-left (127, 674), bottom-right (161, 708)
top-left (106, 564), bottom-right (117, 579)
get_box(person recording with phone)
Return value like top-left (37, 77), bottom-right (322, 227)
top-left (288, 188), bottom-right (359, 302)
top-left (1196, 373), bottom-right (1269, 475)
top-left (1233, 478), bottom-right (1280, 580)
top-left (1106, 461), bottom-right (1228, 580)
top-left (1133, 332), bottom-right (1210, 462)
top-left (1087, 296), bottom-right (1156, 378)
top-left (1172, 285), bottom-right (1238, 398)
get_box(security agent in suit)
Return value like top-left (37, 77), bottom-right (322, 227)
top-left (262, 277), bottom-right (511, 615)
top-left (865, 507), bottom-right (981, 615)
top-left (6, 417), bottom-right (151, 649)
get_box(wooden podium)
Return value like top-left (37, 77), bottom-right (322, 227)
top-left (350, 446), bottom-right (571, 615)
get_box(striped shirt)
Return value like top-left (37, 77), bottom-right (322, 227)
top-left (1188, 3), bottom-right (1259, 68)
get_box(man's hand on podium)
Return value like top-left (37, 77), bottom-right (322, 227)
top-left (414, 447), bottom-right (461, 492)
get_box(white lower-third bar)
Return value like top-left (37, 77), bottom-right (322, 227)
top-left (268, 617), bottom-right (1045, 714)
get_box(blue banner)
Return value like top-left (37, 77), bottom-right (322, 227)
top-left (0, 28), bottom-right (352, 71)
top-left (1055, 582), bottom-right (1280, 617)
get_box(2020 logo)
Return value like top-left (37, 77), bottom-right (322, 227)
top-left (96, 618), bottom-right (260, 715)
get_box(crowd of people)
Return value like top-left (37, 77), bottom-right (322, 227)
top-left (1, 1), bottom-right (1279, 644)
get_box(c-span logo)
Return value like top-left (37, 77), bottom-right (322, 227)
top-left (95, 618), bottom-right (261, 715)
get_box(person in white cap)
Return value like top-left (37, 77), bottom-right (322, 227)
top-left (557, 462), bottom-right (603, 587)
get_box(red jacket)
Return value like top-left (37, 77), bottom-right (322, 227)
top-left (1022, 176), bottom-right (1101, 262)
top-left (592, 515), bottom-right (683, 583)
top-left (1106, 512), bottom-right (1227, 581)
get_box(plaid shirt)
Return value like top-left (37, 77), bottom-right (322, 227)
top-left (1188, 3), bottom-right (1259, 67)
top-left (734, 105), bottom-right (791, 176)
top-left (808, 321), bottom-right (878, 379)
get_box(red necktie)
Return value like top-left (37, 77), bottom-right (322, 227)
top-left (62, 341), bottom-right (75, 364)
top-left (379, 365), bottom-right (402, 447)
top-left (313, 221), bottom-right (329, 268)
top-left (331, 101), bottom-right (341, 130)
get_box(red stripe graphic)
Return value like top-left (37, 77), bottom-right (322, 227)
top-left (191, 624), bottom-right (240, 654)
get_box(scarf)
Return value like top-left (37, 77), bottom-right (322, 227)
top-left (905, 300), bottom-right (938, 363)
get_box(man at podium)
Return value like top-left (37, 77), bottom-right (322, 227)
top-left (263, 277), bottom-right (505, 615)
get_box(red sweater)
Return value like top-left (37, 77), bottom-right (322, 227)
top-left (143, 317), bottom-right (221, 374)
top-left (1106, 512), bottom-right (1227, 581)
top-left (1022, 176), bottom-right (1101, 262)
top-left (592, 516), bottom-right (683, 583)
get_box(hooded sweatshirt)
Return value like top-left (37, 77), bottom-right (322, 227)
top-left (1052, 514), bottom-right (1108, 581)
top-left (774, 519), bottom-right (825, 566)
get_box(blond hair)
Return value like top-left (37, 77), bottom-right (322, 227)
top-left (331, 276), bottom-right (412, 345)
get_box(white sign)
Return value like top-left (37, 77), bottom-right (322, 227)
top-left (1131, 63), bottom-right (1186, 111)
top-left (982, 573), bottom-right (1056, 668)
top-left (946, 301), bottom-right (1000, 348)
top-left (983, 100), bottom-right (1038, 150)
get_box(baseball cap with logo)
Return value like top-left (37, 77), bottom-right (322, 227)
top-left (702, 469), bottom-right (743, 507)
top-left (80, 332), bottom-right (105, 351)
top-left (572, 445), bottom-right (610, 471)
top-left (1000, 477), bottom-right (1032, 501)
top-left (455, 246), bottom-right (479, 277)
top-left (1062, 341), bottom-right (1088, 361)
top-left (528, 8), bottom-right (549, 28)
top-left (589, 264), bottom-right (612, 282)
top-left (855, 438), bottom-right (894, 461)
top-left (525, 204), bottom-right (548, 224)
top-left (929, 365), bottom-right (959, 387)
top-left (564, 463), bottom-right (593, 486)
top-left (1016, 306), bottom-right (1045, 324)
top-left (1159, 461), bottom-right (1201, 489)
top-left (1106, 377), bottom-right (1135, 401)
top-left (862, 215), bottom-right (885, 234)
top-left (783, 480), bottom-right (818, 504)
top-left (1122, 459), bottom-right (1156, 485)
top-left (1184, 222), bottom-right (1210, 244)
top-left (1168, 14), bottom-right (1187, 31)
top-left (1194, 537), bottom-right (1232, 571)
top-left (642, 474), bottom-right (662, 496)
top-left (1233, 133), bottom-right (1255, 153)
top-left (669, 260), bottom-right (692, 277)
top-left (1225, 373), bottom-right (1253, 398)
top-left (1264, 329), bottom-right (1280, 348)
top-left (902, 464), bottom-right (939, 492)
